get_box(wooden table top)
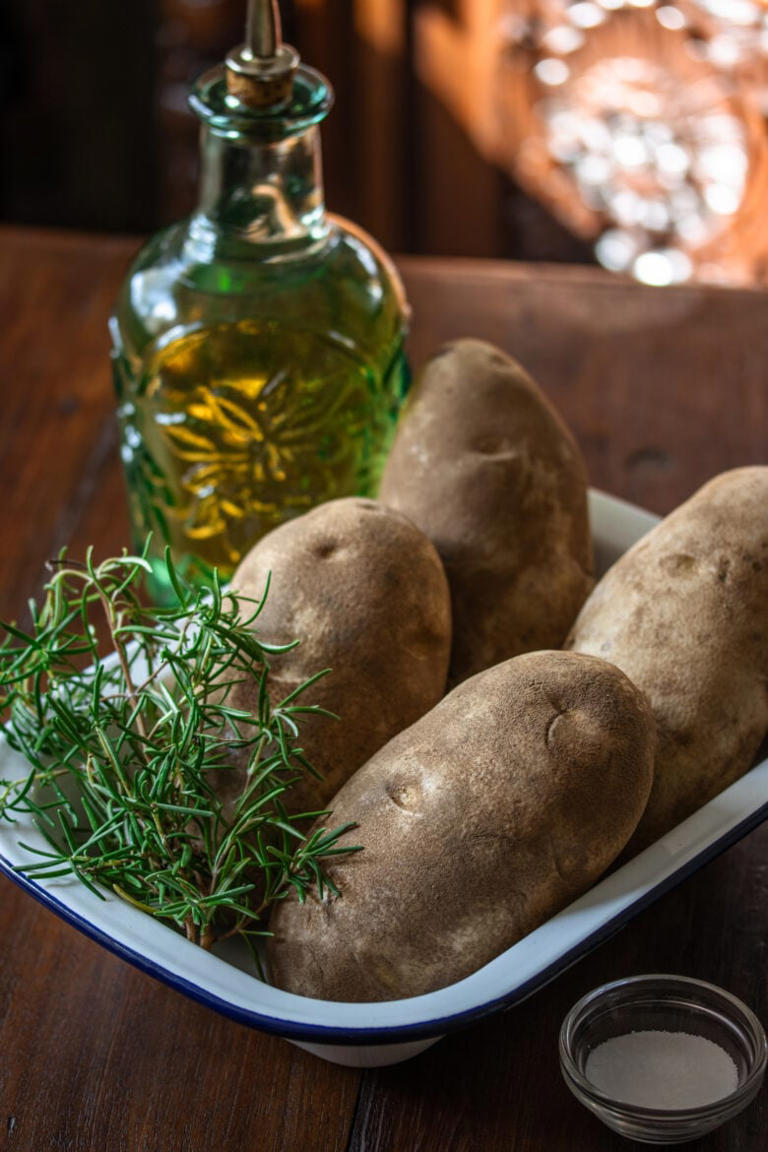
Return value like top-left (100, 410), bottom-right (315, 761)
top-left (1, 226), bottom-right (767, 1151)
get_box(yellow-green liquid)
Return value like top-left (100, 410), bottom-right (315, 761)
top-left (119, 318), bottom-right (408, 591)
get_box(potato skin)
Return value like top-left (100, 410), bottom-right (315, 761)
top-left (222, 498), bottom-right (451, 815)
top-left (378, 339), bottom-right (593, 684)
top-left (568, 467), bottom-right (768, 850)
top-left (266, 651), bottom-right (654, 1002)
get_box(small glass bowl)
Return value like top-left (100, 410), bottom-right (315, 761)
top-left (559, 974), bottom-right (767, 1144)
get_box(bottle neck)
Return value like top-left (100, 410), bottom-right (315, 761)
top-left (189, 122), bottom-right (329, 258)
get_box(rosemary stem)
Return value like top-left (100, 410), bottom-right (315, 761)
top-left (0, 542), bottom-right (356, 964)
top-left (96, 582), bottom-right (149, 747)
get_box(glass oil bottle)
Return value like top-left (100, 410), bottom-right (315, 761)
top-left (110, 0), bottom-right (410, 596)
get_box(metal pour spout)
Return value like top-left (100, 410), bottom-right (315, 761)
top-left (226, 0), bottom-right (299, 108)
top-left (246, 0), bottom-right (280, 58)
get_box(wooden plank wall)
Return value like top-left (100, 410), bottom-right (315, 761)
top-left (0, 0), bottom-right (592, 264)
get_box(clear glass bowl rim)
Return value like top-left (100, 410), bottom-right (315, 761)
top-left (559, 973), bottom-right (768, 1121)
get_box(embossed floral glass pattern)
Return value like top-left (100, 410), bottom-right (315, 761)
top-left (111, 64), bottom-right (409, 596)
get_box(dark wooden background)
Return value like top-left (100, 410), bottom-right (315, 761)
top-left (0, 0), bottom-right (591, 264)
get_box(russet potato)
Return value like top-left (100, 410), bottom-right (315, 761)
top-left (266, 650), bottom-right (654, 1001)
top-left (378, 339), bottom-right (594, 684)
top-left (221, 497), bottom-right (452, 815)
top-left (568, 466), bottom-right (768, 850)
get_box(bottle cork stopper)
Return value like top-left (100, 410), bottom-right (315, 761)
top-left (226, 0), bottom-right (299, 109)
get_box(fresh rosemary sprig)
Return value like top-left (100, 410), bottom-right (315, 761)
top-left (0, 541), bottom-right (358, 959)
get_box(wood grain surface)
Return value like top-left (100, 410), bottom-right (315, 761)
top-left (1, 227), bottom-right (767, 1151)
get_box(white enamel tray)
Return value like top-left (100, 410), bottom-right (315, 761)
top-left (2, 489), bottom-right (768, 1068)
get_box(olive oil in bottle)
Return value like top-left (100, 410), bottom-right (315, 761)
top-left (110, 1), bottom-right (409, 596)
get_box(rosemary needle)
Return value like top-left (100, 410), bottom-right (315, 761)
top-left (0, 541), bottom-right (358, 955)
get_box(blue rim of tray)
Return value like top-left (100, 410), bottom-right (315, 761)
top-left (2, 793), bottom-right (767, 1046)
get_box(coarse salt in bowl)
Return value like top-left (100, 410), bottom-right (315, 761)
top-left (559, 974), bottom-right (767, 1144)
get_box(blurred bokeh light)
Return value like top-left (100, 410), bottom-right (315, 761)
top-left (5, 1), bottom-right (768, 284)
